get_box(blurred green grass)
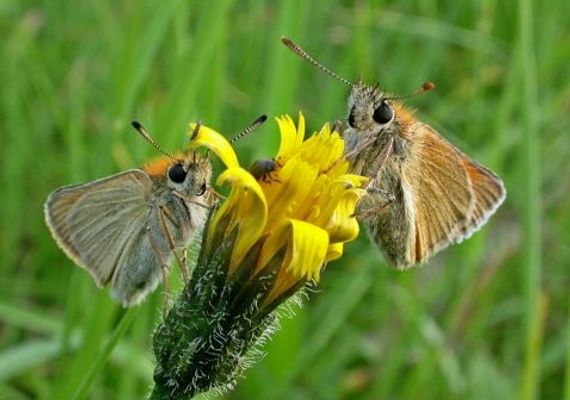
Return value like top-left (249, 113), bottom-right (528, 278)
top-left (1, 0), bottom-right (569, 399)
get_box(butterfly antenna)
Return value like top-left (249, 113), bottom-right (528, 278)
top-left (131, 121), bottom-right (176, 159)
top-left (230, 114), bottom-right (268, 144)
top-left (384, 81), bottom-right (436, 101)
top-left (281, 36), bottom-right (354, 87)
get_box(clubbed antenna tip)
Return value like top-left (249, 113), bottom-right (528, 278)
top-left (131, 120), bottom-right (176, 159)
top-left (230, 114), bottom-right (268, 144)
top-left (423, 81), bottom-right (436, 91)
top-left (281, 36), bottom-right (354, 87)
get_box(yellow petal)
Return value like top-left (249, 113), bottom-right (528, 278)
top-left (326, 242), bottom-right (344, 262)
top-left (297, 112), bottom-right (305, 143)
top-left (188, 123), bottom-right (240, 168)
top-left (258, 219), bottom-right (328, 280)
top-left (256, 221), bottom-right (289, 273)
top-left (307, 174), bottom-right (366, 232)
top-left (285, 220), bottom-right (329, 281)
top-left (326, 188), bottom-right (363, 243)
top-left (275, 113), bottom-right (305, 162)
top-left (260, 219), bottom-right (329, 306)
top-left (324, 159), bottom-right (350, 179)
top-left (263, 156), bottom-right (319, 233)
top-left (297, 125), bottom-right (345, 172)
top-left (212, 167), bottom-right (267, 270)
top-left (337, 174), bottom-right (369, 188)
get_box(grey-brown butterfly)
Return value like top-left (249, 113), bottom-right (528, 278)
top-left (44, 116), bottom-right (267, 306)
top-left (282, 37), bottom-right (506, 268)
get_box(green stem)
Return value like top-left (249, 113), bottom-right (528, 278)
top-left (518, 0), bottom-right (542, 398)
top-left (72, 307), bottom-right (139, 400)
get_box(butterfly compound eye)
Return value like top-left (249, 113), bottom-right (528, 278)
top-left (372, 101), bottom-right (393, 124)
top-left (196, 182), bottom-right (207, 196)
top-left (168, 163), bottom-right (187, 183)
top-left (348, 106), bottom-right (356, 128)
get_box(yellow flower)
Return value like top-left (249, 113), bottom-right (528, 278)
top-left (153, 114), bottom-right (368, 398)
top-left (189, 113), bottom-right (367, 309)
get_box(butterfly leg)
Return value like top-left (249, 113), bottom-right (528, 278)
top-left (261, 171), bottom-right (282, 184)
top-left (158, 205), bottom-right (190, 283)
top-left (363, 136), bottom-right (394, 191)
top-left (367, 187), bottom-right (395, 201)
top-left (206, 187), bottom-right (226, 202)
top-left (331, 119), bottom-right (344, 134)
top-left (352, 188), bottom-right (395, 218)
top-left (353, 136), bottom-right (396, 217)
top-left (146, 228), bottom-right (171, 314)
top-left (344, 134), bottom-right (377, 161)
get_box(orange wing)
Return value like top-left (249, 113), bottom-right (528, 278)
top-left (401, 124), bottom-right (505, 265)
top-left (460, 158), bottom-right (506, 237)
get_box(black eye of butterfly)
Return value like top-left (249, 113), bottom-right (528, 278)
top-left (196, 182), bottom-right (207, 196)
top-left (348, 106), bottom-right (356, 128)
top-left (168, 163), bottom-right (187, 183)
top-left (372, 101), bottom-right (393, 124)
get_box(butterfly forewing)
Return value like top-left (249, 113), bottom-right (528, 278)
top-left (401, 124), bottom-right (475, 264)
top-left (363, 123), bottom-right (506, 267)
top-left (45, 170), bottom-right (151, 287)
top-left (460, 157), bottom-right (506, 237)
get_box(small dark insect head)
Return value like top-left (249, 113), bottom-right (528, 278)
top-left (249, 158), bottom-right (281, 183)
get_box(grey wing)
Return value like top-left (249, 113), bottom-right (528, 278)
top-left (45, 169), bottom-right (152, 291)
top-left (108, 223), bottom-right (164, 306)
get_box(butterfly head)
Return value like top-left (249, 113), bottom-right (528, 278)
top-left (347, 83), bottom-right (396, 137)
top-left (347, 80), bottom-right (436, 139)
top-left (144, 152), bottom-right (212, 198)
top-left (132, 121), bottom-right (212, 198)
top-left (279, 37), bottom-right (434, 139)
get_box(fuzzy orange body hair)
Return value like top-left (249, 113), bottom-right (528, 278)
top-left (143, 153), bottom-right (184, 178)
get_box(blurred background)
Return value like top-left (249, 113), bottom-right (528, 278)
top-left (1, 0), bottom-right (568, 399)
